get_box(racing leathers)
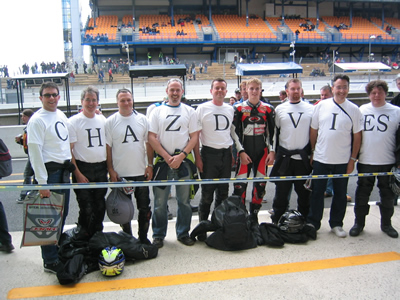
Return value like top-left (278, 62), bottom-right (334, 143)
top-left (232, 99), bottom-right (275, 221)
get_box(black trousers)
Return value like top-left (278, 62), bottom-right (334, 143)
top-left (199, 146), bottom-right (232, 220)
top-left (354, 163), bottom-right (395, 225)
top-left (271, 158), bottom-right (310, 223)
top-left (73, 160), bottom-right (108, 236)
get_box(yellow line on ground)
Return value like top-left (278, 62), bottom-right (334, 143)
top-left (7, 252), bottom-right (400, 299)
top-left (1, 180), bottom-right (23, 184)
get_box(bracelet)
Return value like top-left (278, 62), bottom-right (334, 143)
top-left (147, 164), bottom-right (153, 168)
top-left (182, 151), bottom-right (188, 157)
top-left (350, 157), bottom-right (357, 162)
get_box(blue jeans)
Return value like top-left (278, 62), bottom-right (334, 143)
top-left (326, 178), bottom-right (333, 196)
top-left (41, 169), bottom-right (70, 264)
top-left (0, 201), bottom-right (12, 246)
top-left (152, 162), bottom-right (192, 239)
top-left (307, 161), bottom-right (348, 230)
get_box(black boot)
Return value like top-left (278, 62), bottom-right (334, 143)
top-left (121, 222), bottom-right (133, 236)
top-left (379, 204), bottom-right (398, 238)
top-left (138, 208), bottom-right (152, 244)
top-left (349, 217), bottom-right (365, 237)
top-left (249, 203), bottom-right (262, 225)
top-left (197, 204), bottom-right (210, 242)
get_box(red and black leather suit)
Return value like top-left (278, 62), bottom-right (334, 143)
top-left (232, 100), bottom-right (275, 214)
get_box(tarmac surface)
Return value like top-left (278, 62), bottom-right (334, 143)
top-left (1, 160), bottom-right (400, 300)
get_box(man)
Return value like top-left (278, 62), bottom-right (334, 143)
top-left (390, 73), bottom-right (400, 107)
top-left (234, 88), bottom-right (241, 101)
top-left (105, 88), bottom-right (153, 244)
top-left (270, 79), bottom-right (314, 224)
top-left (27, 82), bottom-right (73, 273)
top-left (148, 78), bottom-right (198, 248)
top-left (278, 90), bottom-right (287, 102)
top-left (350, 80), bottom-right (400, 238)
top-left (232, 77), bottom-right (275, 223)
top-left (15, 109), bottom-right (35, 204)
top-left (236, 81), bottom-right (248, 104)
top-left (194, 78), bottom-right (236, 239)
top-left (315, 86), bottom-right (352, 202)
top-left (307, 74), bottom-right (363, 238)
top-left (68, 86), bottom-right (107, 237)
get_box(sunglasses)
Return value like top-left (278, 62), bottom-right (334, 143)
top-left (42, 93), bottom-right (59, 98)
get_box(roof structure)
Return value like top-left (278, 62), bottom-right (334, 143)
top-left (236, 62), bottom-right (303, 76)
top-left (334, 62), bottom-right (392, 73)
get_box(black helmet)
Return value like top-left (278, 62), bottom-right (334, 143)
top-left (390, 166), bottom-right (400, 196)
top-left (278, 210), bottom-right (305, 234)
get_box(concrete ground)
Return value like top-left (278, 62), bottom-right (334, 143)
top-left (1, 204), bottom-right (400, 300)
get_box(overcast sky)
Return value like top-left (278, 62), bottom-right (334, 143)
top-left (0, 0), bottom-right (90, 76)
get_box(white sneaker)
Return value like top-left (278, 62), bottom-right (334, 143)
top-left (331, 226), bottom-right (347, 238)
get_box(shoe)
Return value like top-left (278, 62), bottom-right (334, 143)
top-left (168, 211), bottom-right (173, 220)
top-left (178, 236), bottom-right (195, 246)
top-left (152, 238), bottom-right (164, 248)
top-left (44, 260), bottom-right (64, 274)
top-left (331, 226), bottom-right (347, 238)
top-left (346, 194), bottom-right (352, 202)
top-left (381, 225), bottom-right (399, 238)
top-left (324, 192), bottom-right (333, 197)
top-left (268, 209), bottom-right (274, 216)
top-left (349, 224), bottom-right (364, 237)
top-left (0, 243), bottom-right (15, 253)
top-left (16, 197), bottom-right (24, 204)
top-left (262, 198), bottom-right (268, 203)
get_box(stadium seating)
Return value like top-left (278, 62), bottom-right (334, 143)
top-left (86, 15), bottom-right (118, 41)
top-left (213, 15), bottom-right (276, 40)
top-left (285, 18), bottom-right (324, 40)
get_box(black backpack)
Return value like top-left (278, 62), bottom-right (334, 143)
top-left (206, 195), bottom-right (257, 251)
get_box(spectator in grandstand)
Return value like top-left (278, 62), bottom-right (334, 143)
top-left (350, 80), bottom-right (400, 238)
top-left (390, 74), bottom-right (400, 107)
top-left (83, 61), bottom-right (87, 74)
top-left (204, 60), bottom-right (208, 73)
top-left (191, 66), bottom-right (196, 80)
top-left (270, 78), bottom-right (313, 224)
top-left (98, 68), bottom-right (104, 83)
top-left (148, 78), bottom-right (199, 248)
top-left (199, 62), bottom-right (203, 73)
top-left (15, 109), bottom-right (35, 204)
top-left (194, 78), bottom-right (235, 241)
top-left (232, 78), bottom-right (275, 224)
top-left (68, 86), bottom-right (107, 238)
top-left (74, 61), bottom-right (78, 74)
top-left (27, 82), bottom-right (73, 273)
top-left (279, 90), bottom-right (287, 102)
top-left (147, 52), bottom-right (152, 64)
top-left (108, 68), bottom-right (113, 82)
top-left (106, 88), bottom-right (153, 244)
top-left (307, 74), bottom-right (363, 238)
top-left (91, 61), bottom-right (97, 74)
top-left (159, 51), bottom-right (163, 63)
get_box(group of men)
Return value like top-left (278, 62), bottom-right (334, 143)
top-left (4, 73), bottom-right (399, 273)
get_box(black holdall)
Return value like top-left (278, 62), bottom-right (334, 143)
top-left (0, 138), bottom-right (12, 178)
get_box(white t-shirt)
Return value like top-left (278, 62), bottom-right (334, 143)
top-left (274, 100), bottom-right (314, 160)
top-left (105, 111), bottom-right (148, 177)
top-left (311, 98), bottom-right (363, 164)
top-left (149, 103), bottom-right (198, 155)
top-left (68, 112), bottom-right (107, 163)
top-left (27, 108), bottom-right (72, 184)
top-left (359, 102), bottom-right (400, 165)
top-left (196, 101), bottom-right (234, 149)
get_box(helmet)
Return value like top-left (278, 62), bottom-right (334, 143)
top-left (98, 246), bottom-right (125, 277)
top-left (278, 210), bottom-right (305, 234)
top-left (120, 178), bottom-right (135, 195)
top-left (390, 166), bottom-right (400, 196)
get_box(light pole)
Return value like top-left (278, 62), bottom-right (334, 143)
top-left (289, 42), bottom-right (295, 63)
top-left (121, 42), bottom-right (130, 63)
top-left (368, 35), bottom-right (376, 82)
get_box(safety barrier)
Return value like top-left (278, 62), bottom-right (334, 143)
top-left (0, 172), bottom-right (393, 192)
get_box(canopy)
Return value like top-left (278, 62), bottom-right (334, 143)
top-left (334, 62), bottom-right (392, 73)
top-left (236, 62), bottom-right (303, 76)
